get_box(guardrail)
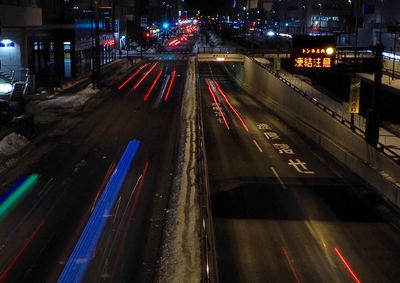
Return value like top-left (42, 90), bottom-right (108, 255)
top-left (195, 58), bottom-right (219, 283)
top-left (196, 47), bottom-right (285, 56)
top-left (248, 56), bottom-right (400, 165)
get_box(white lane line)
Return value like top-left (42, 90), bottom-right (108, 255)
top-left (253, 139), bottom-right (263, 152)
top-left (270, 167), bottom-right (287, 190)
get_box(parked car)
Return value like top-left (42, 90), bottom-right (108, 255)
top-left (0, 99), bottom-right (13, 125)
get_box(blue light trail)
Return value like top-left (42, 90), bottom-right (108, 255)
top-left (57, 139), bottom-right (141, 283)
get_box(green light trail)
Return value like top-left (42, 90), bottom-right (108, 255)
top-left (0, 174), bottom-right (39, 220)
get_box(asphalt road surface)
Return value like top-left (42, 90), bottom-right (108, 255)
top-left (0, 60), bottom-right (186, 282)
top-left (199, 62), bottom-right (400, 283)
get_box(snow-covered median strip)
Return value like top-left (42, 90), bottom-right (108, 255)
top-left (157, 57), bottom-right (201, 282)
top-left (0, 132), bottom-right (29, 157)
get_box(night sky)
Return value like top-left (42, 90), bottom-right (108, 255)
top-left (187, 0), bottom-right (228, 15)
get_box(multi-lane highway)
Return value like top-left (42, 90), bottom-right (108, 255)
top-left (0, 60), bottom-right (186, 282)
top-left (199, 62), bottom-right (400, 282)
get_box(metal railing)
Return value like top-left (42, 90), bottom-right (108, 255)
top-left (195, 58), bottom-right (219, 283)
top-left (248, 56), bottom-right (400, 164)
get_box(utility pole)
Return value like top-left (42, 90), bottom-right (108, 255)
top-left (94, 1), bottom-right (101, 88)
top-left (350, 0), bottom-right (360, 130)
top-left (90, 0), bottom-right (95, 89)
top-left (392, 31), bottom-right (397, 80)
top-left (365, 43), bottom-right (384, 146)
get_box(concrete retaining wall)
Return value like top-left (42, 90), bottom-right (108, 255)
top-left (241, 56), bottom-right (400, 207)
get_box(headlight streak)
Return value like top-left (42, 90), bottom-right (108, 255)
top-left (213, 79), bottom-right (249, 131)
top-left (57, 140), bottom-right (140, 283)
top-left (154, 74), bottom-right (170, 108)
top-left (144, 69), bottom-right (163, 102)
top-left (133, 63), bottom-right (158, 90)
top-left (117, 63), bottom-right (149, 90)
top-left (164, 69), bottom-right (177, 102)
top-left (205, 79), bottom-right (230, 130)
top-left (110, 161), bottom-right (149, 281)
top-left (334, 247), bottom-right (362, 283)
top-left (0, 221), bottom-right (45, 282)
top-left (0, 174), bottom-right (39, 220)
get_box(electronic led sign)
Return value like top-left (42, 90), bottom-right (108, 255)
top-left (292, 35), bottom-right (336, 69)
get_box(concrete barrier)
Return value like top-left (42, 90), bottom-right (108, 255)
top-left (239, 56), bottom-right (400, 207)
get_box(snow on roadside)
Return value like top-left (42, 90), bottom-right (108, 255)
top-left (157, 57), bottom-right (201, 282)
top-left (33, 85), bottom-right (98, 111)
top-left (0, 132), bottom-right (29, 157)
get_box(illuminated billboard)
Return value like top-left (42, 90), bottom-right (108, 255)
top-left (292, 35), bottom-right (336, 69)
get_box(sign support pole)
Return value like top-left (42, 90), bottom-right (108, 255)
top-left (365, 44), bottom-right (384, 146)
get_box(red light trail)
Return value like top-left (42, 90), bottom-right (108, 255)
top-left (0, 221), bottom-right (45, 282)
top-left (133, 63), bottom-right (158, 90)
top-left (334, 247), bottom-right (362, 283)
top-left (205, 79), bottom-right (230, 130)
top-left (117, 63), bottom-right (149, 90)
top-left (144, 69), bottom-right (163, 102)
top-left (213, 79), bottom-right (249, 131)
top-left (164, 69), bottom-right (177, 101)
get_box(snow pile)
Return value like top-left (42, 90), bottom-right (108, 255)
top-left (34, 85), bottom-right (97, 111)
top-left (0, 158), bottom-right (17, 175)
top-left (0, 132), bottom-right (29, 157)
top-left (157, 56), bottom-right (201, 282)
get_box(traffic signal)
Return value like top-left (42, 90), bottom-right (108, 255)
top-left (162, 22), bottom-right (170, 29)
top-left (145, 32), bottom-right (150, 38)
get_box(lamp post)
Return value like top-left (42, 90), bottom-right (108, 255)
top-left (392, 31), bottom-right (397, 80)
top-left (90, 0), bottom-right (101, 89)
top-left (94, 1), bottom-right (101, 88)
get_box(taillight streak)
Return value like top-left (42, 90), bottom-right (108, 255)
top-left (213, 79), bottom-right (249, 131)
top-left (168, 39), bottom-right (178, 46)
top-left (334, 247), bottom-right (362, 283)
top-left (205, 79), bottom-right (230, 130)
top-left (133, 63), bottom-right (158, 90)
top-left (110, 162), bottom-right (149, 280)
top-left (282, 247), bottom-right (301, 283)
top-left (164, 69), bottom-right (177, 101)
top-left (117, 63), bottom-right (149, 90)
top-left (144, 69), bottom-right (163, 102)
top-left (0, 221), bottom-right (45, 282)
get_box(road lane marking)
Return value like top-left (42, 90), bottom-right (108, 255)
top-left (253, 140), bottom-right (263, 152)
top-left (270, 167), bottom-right (287, 190)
